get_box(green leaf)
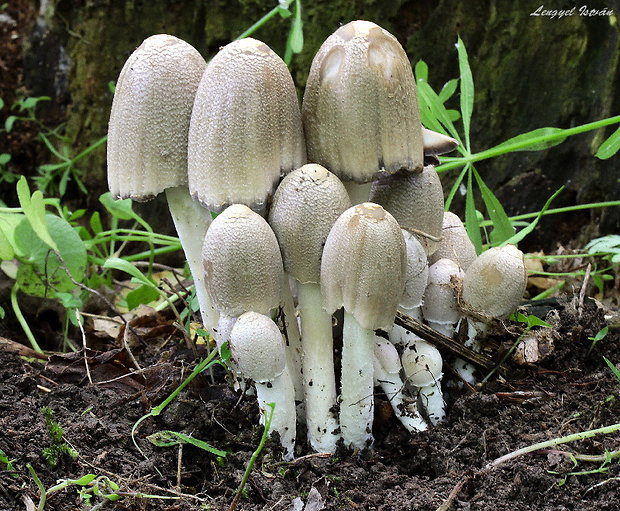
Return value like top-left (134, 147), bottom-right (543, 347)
top-left (4, 115), bottom-right (19, 133)
top-left (473, 167), bottom-right (515, 245)
top-left (89, 211), bottom-right (103, 235)
top-left (17, 96), bottom-right (50, 111)
top-left (0, 212), bottom-right (24, 257)
top-left (414, 60), bottom-right (428, 82)
top-left (99, 192), bottom-right (135, 221)
top-left (464, 166), bottom-right (482, 254)
top-left (456, 36), bottom-right (474, 151)
top-left (438, 79), bottom-right (459, 103)
top-left (147, 430), bottom-right (228, 457)
top-left (71, 474), bottom-right (98, 486)
top-left (500, 187), bottom-right (563, 246)
top-left (603, 357), bottom-right (620, 384)
top-left (103, 257), bottom-right (156, 289)
top-left (55, 292), bottom-right (83, 309)
top-left (0, 153), bottom-right (10, 166)
top-left (16, 177), bottom-right (58, 251)
top-left (126, 284), bottom-right (161, 310)
top-left (0, 97), bottom-right (4, 109)
top-left (595, 125), bottom-right (620, 160)
top-left (490, 127), bottom-right (567, 153)
top-left (417, 80), bottom-right (462, 142)
top-left (0, 225), bottom-right (14, 259)
top-left (289, 0), bottom-right (303, 53)
top-left (0, 305), bottom-right (4, 320)
top-left (15, 214), bottom-right (87, 297)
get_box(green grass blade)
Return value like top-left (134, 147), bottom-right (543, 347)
top-left (417, 80), bottom-right (462, 144)
top-left (102, 258), bottom-right (156, 288)
top-left (500, 186), bottom-right (563, 246)
top-left (414, 60), bottom-right (428, 82)
top-left (444, 164), bottom-right (469, 211)
top-left (438, 78), bottom-right (459, 103)
top-left (456, 36), bottom-right (474, 152)
top-left (603, 357), bottom-right (620, 384)
top-left (472, 167), bottom-right (515, 245)
top-left (147, 431), bottom-right (227, 457)
top-left (595, 124), bottom-right (620, 159)
top-left (490, 127), bottom-right (567, 153)
top-left (464, 165), bottom-right (483, 254)
top-left (16, 177), bottom-right (58, 251)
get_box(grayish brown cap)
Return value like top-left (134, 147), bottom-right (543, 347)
top-left (421, 258), bottom-right (464, 325)
top-left (321, 202), bottom-right (407, 330)
top-left (188, 38), bottom-right (306, 215)
top-left (268, 164), bottom-right (351, 284)
top-left (107, 34), bottom-right (206, 201)
top-left (202, 204), bottom-right (284, 317)
top-left (400, 230), bottom-right (429, 310)
top-left (229, 312), bottom-right (286, 383)
top-left (462, 244), bottom-right (527, 319)
top-left (302, 20), bottom-right (423, 183)
top-left (429, 212), bottom-right (477, 270)
top-left (369, 165), bottom-right (444, 255)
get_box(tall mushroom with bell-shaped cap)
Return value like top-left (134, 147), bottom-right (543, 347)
top-left (201, 204), bottom-right (283, 349)
top-left (107, 34), bottom-right (218, 334)
top-left (321, 202), bottom-right (406, 449)
top-left (302, 19), bottom-right (423, 208)
top-left (188, 38), bottom-right (306, 216)
top-left (369, 165), bottom-right (445, 256)
top-left (229, 311), bottom-right (296, 460)
top-left (269, 164), bottom-right (351, 453)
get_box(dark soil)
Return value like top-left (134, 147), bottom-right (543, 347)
top-left (1, 297), bottom-right (619, 511)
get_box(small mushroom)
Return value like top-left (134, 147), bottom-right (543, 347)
top-left (401, 338), bottom-right (445, 425)
top-left (429, 212), bottom-right (477, 270)
top-left (229, 311), bottom-right (296, 460)
top-left (107, 34), bottom-right (218, 335)
top-left (188, 38), bottom-right (306, 215)
top-left (269, 164), bottom-right (351, 453)
top-left (369, 165), bottom-right (445, 256)
top-left (201, 204), bottom-right (283, 349)
top-left (321, 202), bottom-right (406, 449)
top-left (374, 337), bottom-right (427, 432)
top-left (421, 259), bottom-right (464, 339)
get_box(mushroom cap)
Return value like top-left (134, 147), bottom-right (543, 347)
top-left (421, 258), bottom-right (464, 325)
top-left (321, 202), bottom-right (407, 330)
top-left (462, 244), bottom-right (527, 319)
top-left (422, 128), bottom-right (459, 156)
top-left (107, 34), bottom-right (206, 201)
top-left (302, 20), bottom-right (423, 183)
top-left (374, 337), bottom-right (402, 376)
top-left (202, 204), bottom-right (284, 317)
top-left (429, 212), bottom-right (477, 270)
top-left (229, 312), bottom-right (286, 382)
top-left (188, 38), bottom-right (306, 215)
top-left (400, 230), bottom-right (429, 310)
top-left (401, 339), bottom-right (443, 387)
top-left (369, 165), bottom-right (444, 256)
top-left (268, 164), bottom-right (351, 284)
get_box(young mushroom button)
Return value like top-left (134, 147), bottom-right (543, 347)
top-left (229, 312), bottom-right (296, 460)
top-left (321, 202), bottom-right (406, 449)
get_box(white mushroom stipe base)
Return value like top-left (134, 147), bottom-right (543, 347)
top-left (321, 203), bottom-right (406, 449)
top-left (374, 337), bottom-right (427, 432)
top-left (401, 338), bottom-right (446, 425)
top-left (229, 312), bottom-right (296, 460)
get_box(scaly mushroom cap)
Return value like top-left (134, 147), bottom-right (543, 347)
top-left (421, 258), bottom-right (464, 325)
top-left (188, 38), bottom-right (306, 215)
top-left (462, 244), bottom-right (527, 319)
top-left (202, 204), bottom-right (284, 317)
top-left (369, 166), bottom-right (444, 256)
top-left (229, 312), bottom-right (286, 383)
top-left (400, 230), bottom-right (429, 310)
top-left (269, 164), bottom-right (351, 284)
top-left (107, 34), bottom-right (206, 200)
top-left (321, 202), bottom-right (407, 330)
top-left (302, 20), bottom-right (423, 183)
top-left (429, 212), bottom-right (477, 270)
top-left (401, 339), bottom-right (443, 387)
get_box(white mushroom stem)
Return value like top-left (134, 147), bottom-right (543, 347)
top-left (343, 181), bottom-right (372, 205)
top-left (254, 365), bottom-right (297, 460)
top-left (341, 311), bottom-right (375, 449)
top-left (297, 282), bottom-right (340, 452)
top-left (374, 338), bottom-right (427, 432)
top-left (280, 279), bottom-right (304, 403)
top-left (165, 186), bottom-right (218, 335)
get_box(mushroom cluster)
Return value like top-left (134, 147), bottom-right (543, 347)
top-left (107, 22), bottom-right (527, 458)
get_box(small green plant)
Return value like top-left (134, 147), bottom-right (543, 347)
top-left (604, 356), bottom-right (620, 383)
top-left (587, 326), bottom-right (609, 355)
top-left (416, 38), bottom-right (620, 253)
top-left (41, 407), bottom-right (78, 468)
top-left (0, 448), bottom-right (18, 479)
